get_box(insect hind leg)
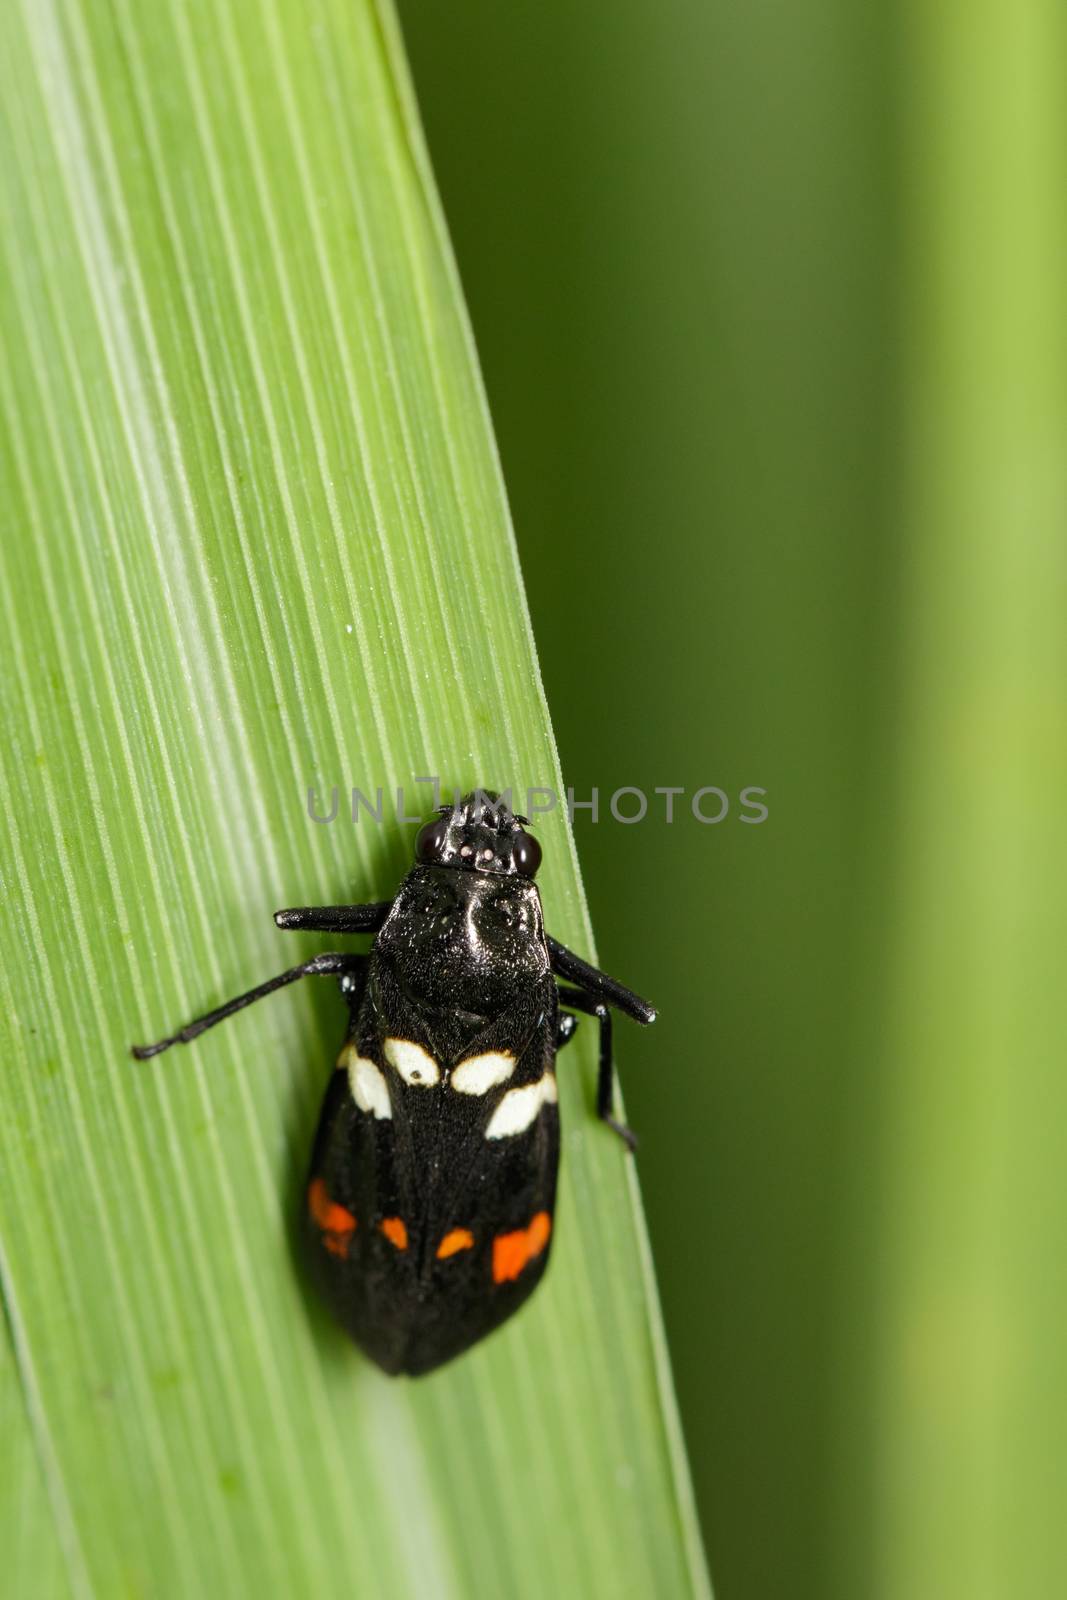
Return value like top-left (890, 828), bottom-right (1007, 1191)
top-left (555, 984), bottom-right (637, 1152)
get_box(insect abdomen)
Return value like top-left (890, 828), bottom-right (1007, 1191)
top-left (303, 991), bottom-right (561, 1375)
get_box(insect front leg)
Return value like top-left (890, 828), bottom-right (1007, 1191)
top-left (274, 902), bottom-right (391, 934)
top-left (547, 936), bottom-right (656, 1025)
top-left (132, 952), bottom-right (367, 1059)
top-left (556, 984), bottom-right (637, 1152)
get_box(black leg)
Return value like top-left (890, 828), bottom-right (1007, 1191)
top-left (547, 936), bottom-right (656, 1025)
top-left (556, 984), bottom-right (637, 1151)
top-left (556, 1012), bottom-right (580, 1050)
top-left (131, 953), bottom-right (367, 1059)
top-left (337, 960), bottom-right (369, 1016)
top-left (274, 902), bottom-right (391, 934)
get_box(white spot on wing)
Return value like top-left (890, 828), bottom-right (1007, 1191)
top-left (451, 1051), bottom-right (516, 1095)
top-left (339, 1044), bottom-right (392, 1120)
top-left (485, 1072), bottom-right (558, 1139)
top-left (384, 1037), bottom-right (440, 1087)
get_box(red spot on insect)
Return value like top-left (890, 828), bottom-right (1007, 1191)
top-left (380, 1216), bottom-right (408, 1251)
top-left (436, 1227), bottom-right (474, 1260)
top-left (492, 1211), bottom-right (552, 1284)
top-left (308, 1177), bottom-right (357, 1259)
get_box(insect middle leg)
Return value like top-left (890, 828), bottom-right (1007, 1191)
top-left (556, 984), bottom-right (637, 1151)
top-left (132, 952), bottom-right (367, 1059)
top-left (556, 1012), bottom-right (579, 1050)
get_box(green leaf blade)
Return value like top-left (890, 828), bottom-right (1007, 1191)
top-left (0, 0), bottom-right (709, 1594)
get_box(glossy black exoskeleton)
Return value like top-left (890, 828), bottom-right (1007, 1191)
top-left (133, 791), bottom-right (655, 1374)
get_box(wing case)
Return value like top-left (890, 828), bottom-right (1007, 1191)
top-left (304, 946), bottom-right (560, 1376)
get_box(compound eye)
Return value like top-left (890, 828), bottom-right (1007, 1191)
top-left (416, 818), bottom-right (450, 863)
top-left (512, 829), bottom-right (542, 877)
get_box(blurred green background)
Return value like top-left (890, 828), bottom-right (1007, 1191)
top-left (398, 2), bottom-right (1066, 1597)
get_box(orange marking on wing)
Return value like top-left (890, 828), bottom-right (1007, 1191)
top-left (436, 1227), bottom-right (475, 1260)
top-left (380, 1216), bottom-right (408, 1251)
top-left (308, 1177), bottom-right (357, 1259)
top-left (527, 1211), bottom-right (552, 1256)
top-left (492, 1231), bottom-right (528, 1283)
top-left (492, 1211), bottom-right (552, 1284)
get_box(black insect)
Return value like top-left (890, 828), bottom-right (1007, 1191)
top-left (133, 791), bottom-right (655, 1375)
